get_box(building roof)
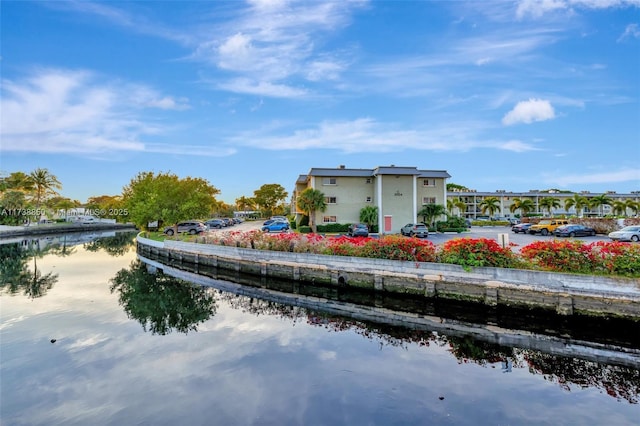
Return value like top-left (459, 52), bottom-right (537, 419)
top-left (306, 165), bottom-right (451, 179)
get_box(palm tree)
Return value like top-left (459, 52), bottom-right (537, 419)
top-left (296, 188), bottom-right (326, 233)
top-left (235, 196), bottom-right (256, 213)
top-left (611, 201), bottom-right (628, 217)
top-left (588, 194), bottom-right (613, 217)
top-left (29, 168), bottom-right (61, 209)
top-left (564, 194), bottom-right (589, 217)
top-left (359, 206), bottom-right (378, 231)
top-left (539, 197), bottom-right (561, 216)
top-left (447, 197), bottom-right (467, 217)
top-left (626, 200), bottom-right (639, 217)
top-left (418, 204), bottom-right (446, 228)
top-left (509, 198), bottom-right (535, 218)
top-left (479, 196), bottom-right (501, 218)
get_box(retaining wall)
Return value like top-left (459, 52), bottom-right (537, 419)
top-left (136, 235), bottom-right (640, 319)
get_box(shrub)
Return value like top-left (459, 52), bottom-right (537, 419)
top-left (359, 235), bottom-right (437, 262)
top-left (439, 238), bottom-right (518, 268)
top-left (520, 240), bottom-right (594, 273)
top-left (299, 226), bottom-right (312, 234)
top-left (317, 223), bottom-right (350, 233)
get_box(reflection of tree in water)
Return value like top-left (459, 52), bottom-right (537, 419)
top-left (84, 231), bottom-right (136, 257)
top-left (215, 290), bottom-right (640, 403)
top-left (0, 241), bottom-right (58, 298)
top-left (110, 260), bottom-right (216, 335)
top-left (524, 352), bottom-right (640, 404)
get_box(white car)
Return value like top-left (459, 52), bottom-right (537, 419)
top-left (608, 226), bottom-right (640, 242)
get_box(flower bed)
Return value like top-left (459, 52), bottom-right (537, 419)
top-left (194, 231), bottom-right (640, 278)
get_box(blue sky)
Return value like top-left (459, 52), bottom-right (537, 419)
top-left (1, 0), bottom-right (639, 204)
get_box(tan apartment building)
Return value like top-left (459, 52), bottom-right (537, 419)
top-left (293, 165), bottom-right (450, 233)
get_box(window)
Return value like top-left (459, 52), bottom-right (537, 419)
top-left (325, 196), bottom-right (337, 204)
top-left (366, 196), bottom-right (372, 203)
top-left (323, 216), bottom-right (337, 223)
top-left (422, 197), bottom-right (436, 205)
top-left (322, 177), bottom-right (337, 185)
top-left (365, 178), bottom-right (372, 184)
top-left (423, 179), bottom-right (436, 187)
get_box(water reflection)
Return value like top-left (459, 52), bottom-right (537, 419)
top-left (0, 239), bottom-right (58, 298)
top-left (136, 256), bottom-right (640, 404)
top-left (110, 260), bottom-right (216, 335)
top-left (0, 231), bottom-right (136, 298)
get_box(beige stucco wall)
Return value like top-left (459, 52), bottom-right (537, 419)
top-left (316, 176), bottom-right (375, 224)
top-left (380, 175), bottom-right (414, 231)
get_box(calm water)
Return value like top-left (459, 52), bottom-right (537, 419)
top-left (1, 231), bottom-right (639, 426)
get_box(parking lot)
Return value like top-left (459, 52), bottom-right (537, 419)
top-left (209, 220), bottom-right (615, 248)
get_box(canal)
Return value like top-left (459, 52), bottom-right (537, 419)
top-left (1, 231), bottom-right (639, 425)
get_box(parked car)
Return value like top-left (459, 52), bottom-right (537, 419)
top-left (347, 223), bottom-right (369, 237)
top-left (528, 219), bottom-right (569, 236)
top-left (400, 223), bottom-right (429, 238)
top-left (205, 219), bottom-right (225, 229)
top-left (608, 226), bottom-right (640, 242)
top-left (511, 223), bottom-right (532, 234)
top-left (508, 218), bottom-right (521, 226)
top-left (262, 221), bottom-right (289, 233)
top-left (553, 224), bottom-right (596, 237)
top-left (164, 221), bottom-right (207, 236)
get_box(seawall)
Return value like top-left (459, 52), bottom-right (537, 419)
top-left (136, 235), bottom-right (640, 319)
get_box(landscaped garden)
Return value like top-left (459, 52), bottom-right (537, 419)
top-left (148, 230), bottom-right (640, 278)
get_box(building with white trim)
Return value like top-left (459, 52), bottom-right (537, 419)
top-left (293, 165), bottom-right (450, 233)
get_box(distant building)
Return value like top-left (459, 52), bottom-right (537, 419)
top-left (447, 189), bottom-right (640, 219)
top-left (293, 165), bottom-right (450, 233)
top-left (293, 166), bottom-right (638, 232)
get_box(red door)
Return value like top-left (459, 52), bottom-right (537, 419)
top-left (384, 215), bottom-right (392, 233)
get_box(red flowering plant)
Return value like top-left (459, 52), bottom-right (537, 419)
top-left (322, 235), bottom-right (373, 257)
top-left (439, 238), bottom-right (519, 269)
top-left (519, 240), bottom-right (596, 274)
top-left (360, 235), bottom-right (437, 262)
top-left (586, 241), bottom-right (640, 277)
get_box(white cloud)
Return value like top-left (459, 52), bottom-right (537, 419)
top-left (516, 0), bottom-right (640, 19)
top-left (498, 140), bottom-right (540, 152)
top-left (502, 98), bottom-right (556, 125)
top-left (618, 23), bottom-right (640, 41)
top-left (193, 1), bottom-right (367, 97)
top-left (217, 78), bottom-right (307, 98)
top-left (229, 118), bottom-right (538, 154)
top-left (0, 69), bottom-right (219, 157)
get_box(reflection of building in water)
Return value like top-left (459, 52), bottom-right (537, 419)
top-left (7, 231), bottom-right (119, 252)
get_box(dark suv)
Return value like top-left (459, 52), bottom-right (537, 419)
top-left (164, 221), bottom-right (207, 236)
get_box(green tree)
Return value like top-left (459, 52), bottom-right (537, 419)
top-left (29, 168), bottom-right (62, 209)
top-left (564, 194), bottom-right (589, 217)
top-left (418, 204), bottom-right (446, 228)
top-left (122, 172), bottom-right (219, 231)
top-left (446, 183), bottom-right (470, 192)
top-left (588, 194), bottom-right (613, 217)
top-left (626, 200), bottom-right (639, 216)
top-left (253, 184), bottom-right (288, 218)
top-left (479, 196), bottom-right (501, 217)
top-left (509, 198), bottom-right (535, 217)
top-left (447, 197), bottom-right (467, 216)
top-left (296, 188), bottom-right (326, 233)
top-left (539, 197), bottom-right (561, 216)
top-left (235, 196), bottom-right (256, 212)
top-left (359, 205), bottom-right (378, 230)
top-left (110, 260), bottom-right (217, 335)
top-left (1, 171), bottom-right (34, 193)
top-left (611, 201), bottom-right (628, 216)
